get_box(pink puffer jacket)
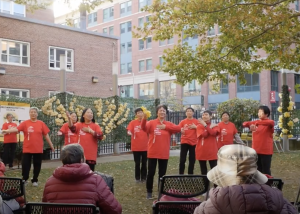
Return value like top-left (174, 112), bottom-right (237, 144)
top-left (42, 163), bottom-right (122, 214)
top-left (194, 184), bottom-right (297, 214)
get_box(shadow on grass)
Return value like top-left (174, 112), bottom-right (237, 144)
top-left (5, 153), bottom-right (300, 214)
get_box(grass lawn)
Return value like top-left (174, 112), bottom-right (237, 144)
top-left (5, 152), bottom-right (300, 214)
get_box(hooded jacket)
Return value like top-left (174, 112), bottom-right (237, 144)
top-left (42, 163), bottom-right (122, 214)
top-left (194, 184), bottom-right (297, 214)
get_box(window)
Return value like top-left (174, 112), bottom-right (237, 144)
top-left (295, 74), bottom-right (300, 94)
top-left (146, 37), bottom-right (152, 49)
top-left (121, 43), bottom-right (125, 54)
top-left (159, 40), bottom-right (166, 46)
top-left (160, 80), bottom-right (176, 97)
top-left (271, 70), bottom-right (279, 92)
top-left (127, 62), bottom-right (132, 72)
top-left (88, 12), bottom-right (97, 26)
top-left (120, 1), bottom-right (132, 16)
top-left (120, 85), bottom-right (133, 98)
top-left (103, 28), bottom-right (108, 34)
top-left (208, 79), bottom-right (228, 94)
top-left (139, 82), bottom-right (154, 99)
top-left (49, 47), bottom-right (74, 71)
top-left (0, 1), bottom-right (25, 16)
top-left (208, 103), bottom-right (219, 111)
top-left (127, 42), bottom-right (132, 52)
top-left (109, 26), bottom-right (114, 35)
top-left (192, 35), bottom-right (198, 39)
top-left (207, 26), bottom-right (215, 37)
top-left (138, 39), bottom-right (144, 50)
top-left (0, 88), bottom-right (29, 98)
top-left (127, 21), bottom-right (132, 32)
top-left (237, 73), bottom-right (260, 92)
top-left (103, 7), bottom-right (114, 20)
top-left (120, 23), bottom-right (126, 34)
top-left (168, 37), bottom-right (174, 44)
top-left (296, 0), bottom-right (300, 11)
top-left (49, 91), bottom-right (74, 97)
top-left (139, 60), bottom-right (145, 72)
top-left (159, 56), bottom-right (164, 67)
top-left (139, 0), bottom-right (152, 11)
top-left (183, 80), bottom-right (201, 96)
top-left (73, 18), bottom-right (80, 28)
top-left (120, 63), bottom-right (126, 74)
top-left (146, 59), bottom-right (152, 70)
top-left (217, 25), bottom-right (222, 34)
top-left (138, 17), bottom-right (144, 28)
top-left (1, 39), bottom-right (30, 66)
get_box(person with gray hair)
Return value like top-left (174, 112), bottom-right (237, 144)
top-left (42, 144), bottom-right (122, 214)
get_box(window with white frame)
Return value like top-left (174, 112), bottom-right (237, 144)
top-left (183, 80), bottom-right (201, 96)
top-left (121, 43), bottom-right (125, 54)
top-left (103, 28), bottom-right (108, 34)
top-left (49, 47), bottom-right (74, 71)
top-left (159, 56), bottom-right (164, 67)
top-left (139, 82), bottom-right (154, 99)
top-left (139, 60), bottom-right (145, 72)
top-left (127, 62), bottom-right (132, 72)
top-left (296, 0), bottom-right (300, 11)
top-left (103, 6), bottom-right (114, 20)
top-left (127, 42), bottom-right (132, 52)
top-left (88, 12), bottom-right (97, 26)
top-left (0, 1), bottom-right (25, 16)
top-left (138, 39), bottom-right (144, 50)
top-left (0, 39), bottom-right (30, 66)
top-left (120, 85), bottom-right (133, 97)
top-left (120, 63), bottom-right (126, 74)
top-left (159, 40), bottom-right (166, 46)
top-left (168, 37), bottom-right (174, 44)
top-left (146, 59), bottom-right (152, 70)
top-left (139, 0), bottom-right (152, 11)
top-left (160, 80), bottom-right (176, 97)
top-left (120, 23), bottom-right (126, 34)
top-left (127, 21), bottom-right (132, 32)
top-left (146, 37), bottom-right (152, 49)
top-left (49, 91), bottom-right (74, 97)
top-left (109, 26), bottom-right (114, 35)
top-left (1, 88), bottom-right (29, 98)
top-left (120, 1), bottom-right (132, 16)
top-left (207, 26), bottom-right (216, 37)
top-left (138, 17), bottom-right (144, 28)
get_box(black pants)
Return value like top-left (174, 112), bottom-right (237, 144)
top-left (22, 153), bottom-right (43, 183)
top-left (146, 158), bottom-right (168, 193)
top-left (86, 160), bottom-right (96, 171)
top-left (133, 151), bottom-right (147, 181)
top-left (199, 160), bottom-right (217, 175)
top-left (257, 154), bottom-right (272, 175)
top-left (179, 144), bottom-right (196, 174)
top-left (3, 143), bottom-right (17, 167)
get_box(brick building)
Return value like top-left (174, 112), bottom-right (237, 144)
top-left (0, 1), bottom-right (118, 98)
top-left (55, 0), bottom-right (300, 112)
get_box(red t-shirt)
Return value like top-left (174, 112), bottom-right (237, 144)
top-left (2, 122), bottom-right (18, 143)
top-left (243, 119), bottom-right (274, 155)
top-left (196, 123), bottom-right (219, 161)
top-left (179, 118), bottom-right (199, 146)
top-left (74, 123), bottom-right (102, 161)
top-left (17, 120), bottom-right (50, 153)
top-left (141, 118), bottom-right (181, 159)
top-left (126, 119), bottom-right (148, 151)
top-left (217, 122), bottom-right (238, 149)
top-left (59, 122), bottom-right (78, 145)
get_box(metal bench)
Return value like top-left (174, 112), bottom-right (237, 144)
top-left (152, 201), bottom-right (201, 214)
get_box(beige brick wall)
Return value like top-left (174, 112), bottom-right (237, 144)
top-left (0, 15), bottom-right (118, 98)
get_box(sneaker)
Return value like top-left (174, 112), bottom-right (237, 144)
top-left (135, 179), bottom-right (141, 183)
top-left (146, 192), bottom-right (153, 200)
top-left (32, 182), bottom-right (38, 187)
top-left (141, 179), bottom-right (146, 183)
top-left (23, 180), bottom-right (28, 186)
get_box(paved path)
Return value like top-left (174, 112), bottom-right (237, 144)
top-left (41, 149), bottom-right (181, 169)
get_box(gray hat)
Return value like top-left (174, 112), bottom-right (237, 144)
top-left (207, 144), bottom-right (268, 187)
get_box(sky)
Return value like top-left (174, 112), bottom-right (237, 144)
top-left (53, 0), bottom-right (81, 17)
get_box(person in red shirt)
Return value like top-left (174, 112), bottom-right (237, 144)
top-left (127, 108), bottom-right (148, 183)
top-left (68, 108), bottom-right (103, 171)
top-left (243, 106), bottom-right (274, 175)
top-left (141, 104), bottom-right (181, 199)
top-left (217, 111), bottom-right (244, 149)
top-left (178, 107), bottom-right (198, 175)
top-left (196, 110), bottom-right (219, 176)
top-left (58, 112), bottom-right (78, 145)
top-left (2, 107), bottom-right (54, 187)
top-left (1, 113), bottom-right (18, 169)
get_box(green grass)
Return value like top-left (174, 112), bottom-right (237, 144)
top-left (6, 152), bottom-right (300, 214)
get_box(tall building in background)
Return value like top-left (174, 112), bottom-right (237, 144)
top-left (55, 0), bottom-right (300, 112)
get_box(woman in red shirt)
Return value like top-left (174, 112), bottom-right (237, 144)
top-left (58, 112), bottom-right (78, 145)
top-left (1, 113), bottom-right (18, 169)
top-left (141, 104), bottom-right (181, 199)
top-left (243, 106), bottom-right (274, 175)
top-left (68, 108), bottom-right (103, 171)
top-left (127, 108), bottom-right (148, 183)
top-left (2, 107), bottom-right (54, 187)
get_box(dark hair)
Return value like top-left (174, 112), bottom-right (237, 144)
top-left (203, 110), bottom-right (212, 116)
top-left (221, 111), bottom-right (230, 118)
top-left (135, 108), bottom-right (143, 114)
top-left (61, 144), bottom-right (84, 165)
top-left (156, 104), bottom-right (168, 115)
top-left (69, 112), bottom-right (78, 122)
top-left (80, 108), bottom-right (95, 123)
top-left (259, 105), bottom-right (270, 117)
top-left (186, 107), bottom-right (194, 112)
